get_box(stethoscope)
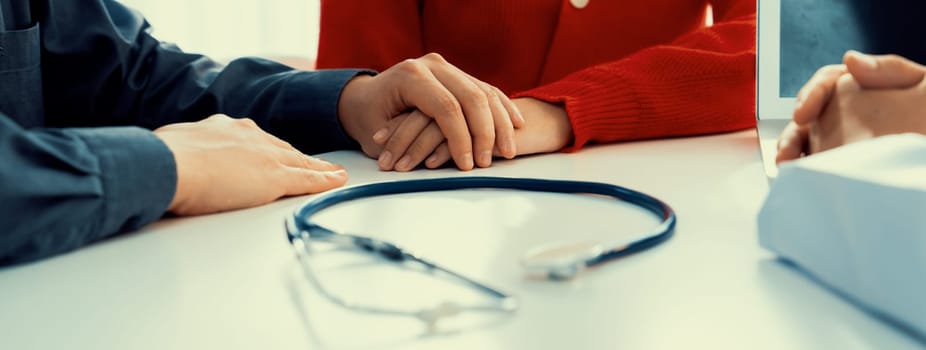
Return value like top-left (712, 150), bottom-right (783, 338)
top-left (285, 176), bottom-right (676, 326)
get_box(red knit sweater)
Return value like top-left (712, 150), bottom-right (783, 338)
top-left (317, 0), bottom-right (756, 151)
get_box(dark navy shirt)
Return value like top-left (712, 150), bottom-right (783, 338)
top-left (0, 0), bottom-right (365, 265)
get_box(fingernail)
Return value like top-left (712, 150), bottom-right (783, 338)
top-left (462, 152), bottom-right (474, 170)
top-left (426, 154), bottom-right (440, 168)
top-left (480, 150), bottom-right (493, 166)
top-left (373, 128), bottom-right (389, 143)
top-left (379, 151), bottom-right (393, 168)
top-left (396, 155), bottom-right (412, 171)
top-left (496, 141), bottom-right (508, 155)
top-left (330, 169), bottom-right (348, 177)
top-left (849, 50), bottom-right (877, 70)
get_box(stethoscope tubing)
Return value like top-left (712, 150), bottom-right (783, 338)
top-left (290, 176), bottom-right (676, 273)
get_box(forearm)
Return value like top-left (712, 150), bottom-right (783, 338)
top-left (514, 8), bottom-right (756, 151)
top-left (510, 98), bottom-right (572, 155)
top-left (0, 115), bottom-right (175, 265)
top-left (205, 63), bottom-right (370, 153)
top-left (126, 55), bottom-right (370, 153)
top-left (39, 0), bottom-right (367, 154)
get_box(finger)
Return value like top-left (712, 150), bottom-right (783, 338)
top-left (279, 149), bottom-right (343, 171)
top-left (845, 50), bottom-right (926, 89)
top-left (379, 111), bottom-right (432, 171)
top-left (421, 55), bottom-right (495, 168)
top-left (364, 114), bottom-right (409, 160)
top-left (394, 122), bottom-right (446, 172)
top-left (793, 64), bottom-right (846, 125)
top-left (399, 62), bottom-right (474, 170)
top-left (304, 155), bottom-right (344, 171)
top-left (495, 87), bottom-right (526, 129)
top-left (486, 87), bottom-right (517, 160)
top-left (425, 142), bottom-right (453, 169)
top-left (283, 168), bottom-right (349, 196)
top-left (372, 114), bottom-right (408, 145)
top-left (776, 121), bottom-right (810, 164)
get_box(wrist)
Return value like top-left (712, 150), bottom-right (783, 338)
top-left (338, 75), bottom-right (375, 143)
top-left (153, 129), bottom-right (194, 214)
top-left (513, 97), bottom-right (573, 153)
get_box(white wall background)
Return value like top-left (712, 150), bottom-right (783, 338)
top-left (118, 0), bottom-right (320, 61)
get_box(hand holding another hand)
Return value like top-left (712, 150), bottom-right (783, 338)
top-left (337, 53), bottom-right (524, 171)
top-left (371, 97), bottom-right (573, 171)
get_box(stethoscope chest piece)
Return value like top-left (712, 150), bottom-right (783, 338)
top-left (520, 240), bottom-right (605, 280)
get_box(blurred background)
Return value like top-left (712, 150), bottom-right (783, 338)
top-left (119, 0), bottom-right (320, 67)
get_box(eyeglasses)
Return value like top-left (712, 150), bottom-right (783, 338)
top-left (285, 216), bottom-right (519, 330)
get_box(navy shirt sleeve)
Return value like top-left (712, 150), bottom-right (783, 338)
top-left (0, 114), bottom-right (176, 265)
top-left (38, 0), bottom-right (367, 153)
top-left (0, 0), bottom-right (373, 265)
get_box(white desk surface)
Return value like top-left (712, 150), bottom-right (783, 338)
top-left (1, 130), bottom-right (922, 350)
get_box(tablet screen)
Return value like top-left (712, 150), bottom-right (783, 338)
top-left (780, 0), bottom-right (926, 97)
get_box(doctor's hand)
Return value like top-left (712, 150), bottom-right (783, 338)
top-left (337, 53), bottom-right (522, 171)
top-left (777, 52), bottom-right (926, 163)
top-left (371, 98), bottom-right (573, 171)
top-left (155, 114), bottom-right (348, 216)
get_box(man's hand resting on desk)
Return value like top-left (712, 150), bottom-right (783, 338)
top-left (155, 114), bottom-right (348, 216)
top-left (777, 51), bottom-right (926, 163)
top-left (338, 53), bottom-right (524, 171)
top-left (369, 97), bottom-right (573, 171)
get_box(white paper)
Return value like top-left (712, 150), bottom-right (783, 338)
top-left (758, 133), bottom-right (926, 338)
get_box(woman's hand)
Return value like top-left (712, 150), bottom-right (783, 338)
top-left (370, 84), bottom-right (524, 171)
top-left (338, 53), bottom-right (523, 171)
top-left (372, 97), bottom-right (573, 171)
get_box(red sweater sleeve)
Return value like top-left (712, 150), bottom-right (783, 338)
top-left (514, 0), bottom-right (757, 152)
top-left (317, 0), bottom-right (423, 71)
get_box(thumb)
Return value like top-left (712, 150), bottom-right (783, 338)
top-left (844, 50), bottom-right (926, 89)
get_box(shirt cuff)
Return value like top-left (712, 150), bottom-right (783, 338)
top-left (267, 68), bottom-right (376, 153)
top-left (73, 126), bottom-right (176, 239)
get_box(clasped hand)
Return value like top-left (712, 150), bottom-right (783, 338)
top-left (777, 51), bottom-right (926, 163)
top-left (339, 53), bottom-right (573, 172)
